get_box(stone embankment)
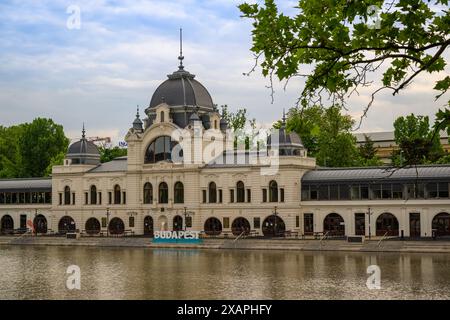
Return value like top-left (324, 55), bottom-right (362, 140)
top-left (1, 235), bottom-right (450, 253)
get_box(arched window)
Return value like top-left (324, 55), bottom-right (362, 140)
top-left (114, 185), bottom-right (121, 204)
top-left (269, 180), bottom-right (278, 202)
top-left (143, 182), bottom-right (153, 204)
top-left (160, 111), bottom-right (165, 122)
top-left (174, 182), bottom-right (184, 203)
top-left (64, 186), bottom-right (71, 205)
top-left (159, 182), bottom-right (168, 204)
top-left (144, 136), bottom-right (183, 163)
top-left (236, 181), bottom-right (245, 203)
top-left (214, 120), bottom-right (218, 129)
top-left (209, 182), bottom-right (217, 203)
top-left (90, 185), bottom-right (97, 205)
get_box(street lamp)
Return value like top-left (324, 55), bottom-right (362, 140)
top-left (183, 207), bottom-right (194, 231)
top-left (273, 206), bottom-right (278, 237)
top-left (366, 206), bottom-right (373, 239)
top-left (106, 207), bottom-right (110, 237)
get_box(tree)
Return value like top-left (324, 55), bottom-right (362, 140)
top-left (220, 105), bottom-right (248, 132)
top-left (19, 118), bottom-right (69, 177)
top-left (315, 106), bottom-right (360, 167)
top-left (0, 125), bottom-right (24, 177)
top-left (358, 134), bottom-right (383, 166)
top-left (99, 146), bottom-right (127, 163)
top-left (239, 0), bottom-right (449, 119)
top-left (392, 113), bottom-right (444, 165)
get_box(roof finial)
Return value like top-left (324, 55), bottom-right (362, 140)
top-left (136, 105), bottom-right (140, 118)
top-left (82, 123), bottom-right (86, 139)
top-left (178, 28), bottom-right (184, 70)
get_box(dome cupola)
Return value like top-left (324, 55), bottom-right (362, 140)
top-left (66, 124), bottom-right (101, 165)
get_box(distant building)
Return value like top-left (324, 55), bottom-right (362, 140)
top-left (355, 131), bottom-right (450, 164)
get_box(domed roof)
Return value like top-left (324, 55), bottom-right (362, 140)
top-left (66, 126), bottom-right (101, 165)
top-left (267, 112), bottom-right (305, 156)
top-left (149, 68), bottom-right (214, 110)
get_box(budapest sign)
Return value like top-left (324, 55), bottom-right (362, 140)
top-left (152, 231), bottom-right (202, 244)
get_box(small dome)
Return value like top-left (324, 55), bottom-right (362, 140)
top-left (66, 126), bottom-right (101, 165)
top-left (267, 112), bottom-right (305, 156)
top-left (149, 69), bottom-right (214, 111)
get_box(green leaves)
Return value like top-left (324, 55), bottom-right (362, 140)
top-left (239, 0), bottom-right (449, 109)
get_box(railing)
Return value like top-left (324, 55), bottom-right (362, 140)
top-left (377, 231), bottom-right (389, 247)
top-left (233, 230), bottom-right (246, 243)
top-left (319, 231), bottom-right (330, 247)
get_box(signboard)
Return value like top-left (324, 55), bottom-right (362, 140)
top-left (152, 231), bottom-right (202, 244)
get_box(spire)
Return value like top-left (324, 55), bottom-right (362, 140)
top-left (178, 28), bottom-right (184, 70)
top-left (133, 105), bottom-right (143, 132)
top-left (281, 109), bottom-right (286, 128)
top-left (82, 123), bottom-right (86, 139)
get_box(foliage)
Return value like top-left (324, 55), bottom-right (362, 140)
top-left (0, 118), bottom-right (69, 178)
top-left (239, 0), bottom-right (449, 116)
top-left (99, 146), bottom-right (127, 163)
top-left (392, 113), bottom-right (444, 165)
top-left (220, 105), bottom-right (248, 132)
top-left (358, 134), bottom-right (383, 166)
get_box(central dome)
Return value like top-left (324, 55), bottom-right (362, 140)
top-left (149, 68), bottom-right (214, 110)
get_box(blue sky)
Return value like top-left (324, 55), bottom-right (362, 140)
top-left (0, 0), bottom-right (448, 144)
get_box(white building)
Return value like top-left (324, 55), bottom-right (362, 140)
top-left (1, 58), bottom-right (450, 239)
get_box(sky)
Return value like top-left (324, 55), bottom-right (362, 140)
top-left (0, 0), bottom-right (448, 144)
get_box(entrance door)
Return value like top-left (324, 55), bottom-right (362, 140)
top-left (20, 214), bottom-right (27, 232)
top-left (144, 216), bottom-right (154, 237)
top-left (409, 212), bottom-right (421, 238)
top-left (355, 213), bottom-right (365, 236)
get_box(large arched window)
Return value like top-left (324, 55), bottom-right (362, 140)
top-left (269, 180), bottom-right (278, 202)
top-left (143, 182), bottom-right (153, 204)
top-left (236, 181), bottom-right (245, 203)
top-left (174, 182), bottom-right (184, 204)
top-left (209, 182), bottom-right (217, 203)
top-left (90, 185), bottom-right (97, 205)
top-left (144, 136), bottom-right (183, 164)
top-left (114, 185), bottom-right (121, 204)
top-left (64, 186), bottom-right (71, 205)
top-left (159, 182), bottom-right (168, 204)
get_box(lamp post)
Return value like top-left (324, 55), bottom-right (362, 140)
top-left (106, 207), bottom-right (110, 237)
top-left (273, 206), bottom-right (278, 237)
top-left (366, 206), bottom-right (373, 239)
top-left (183, 207), bottom-right (194, 231)
top-left (34, 208), bottom-right (37, 236)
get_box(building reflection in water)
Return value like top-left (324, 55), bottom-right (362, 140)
top-left (0, 246), bottom-right (450, 299)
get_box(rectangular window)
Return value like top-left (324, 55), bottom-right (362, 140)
top-left (371, 184), bottom-right (382, 199)
top-left (392, 184), bottom-right (403, 199)
top-left (253, 217), bottom-right (260, 229)
top-left (295, 215), bottom-right (300, 228)
top-left (350, 185), bottom-right (359, 200)
top-left (186, 216), bottom-right (192, 228)
top-left (123, 192), bottom-right (126, 204)
top-left (98, 192), bottom-right (102, 205)
top-left (427, 183), bottom-right (438, 198)
top-left (439, 183), bottom-right (449, 198)
top-left (329, 185), bottom-right (339, 200)
top-left (310, 185), bottom-right (318, 200)
top-left (280, 188), bottom-right (284, 202)
top-left (339, 185), bottom-right (350, 200)
top-left (45, 192), bottom-right (51, 204)
top-left (247, 189), bottom-right (251, 202)
top-left (301, 186), bottom-right (309, 200)
top-left (20, 214), bottom-right (27, 230)
top-left (360, 185), bottom-right (369, 199)
top-left (355, 213), bottom-right (365, 236)
top-left (72, 193), bottom-right (75, 205)
top-left (230, 189), bottom-right (234, 203)
top-left (108, 192), bottom-right (112, 204)
top-left (304, 213), bottom-right (314, 235)
top-left (129, 216), bottom-right (135, 228)
top-left (59, 193), bottom-right (62, 205)
top-left (85, 192), bottom-right (88, 205)
top-left (223, 217), bottom-right (230, 229)
top-left (381, 184), bottom-right (392, 199)
top-left (262, 189), bottom-right (267, 202)
top-left (202, 190), bottom-right (207, 203)
top-left (101, 217), bottom-right (107, 228)
top-left (319, 185), bottom-right (329, 200)
top-left (219, 190), bottom-right (223, 203)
